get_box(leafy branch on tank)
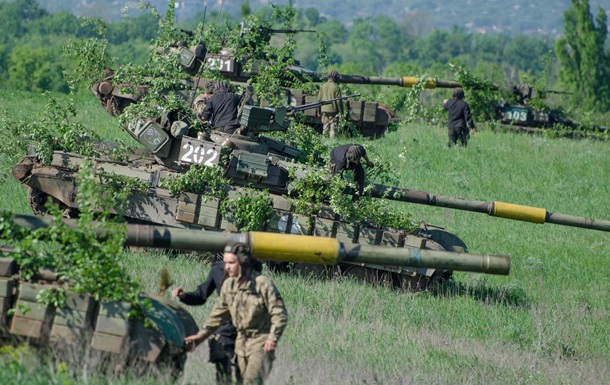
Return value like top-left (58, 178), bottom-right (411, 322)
top-left (0, 161), bottom-right (146, 312)
top-left (287, 166), bottom-right (416, 233)
top-left (2, 90), bottom-right (101, 165)
top-left (220, 188), bottom-right (274, 232)
top-left (160, 163), bottom-right (230, 198)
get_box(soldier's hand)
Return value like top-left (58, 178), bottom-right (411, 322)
top-left (172, 287), bottom-right (185, 299)
top-left (185, 334), bottom-right (202, 352)
top-left (367, 160), bottom-right (374, 168)
top-left (264, 339), bottom-right (276, 353)
top-left (470, 127), bottom-right (476, 135)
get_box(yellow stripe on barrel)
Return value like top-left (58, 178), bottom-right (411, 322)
top-left (492, 202), bottom-right (547, 223)
top-left (249, 232), bottom-right (339, 265)
top-left (402, 77), bottom-right (438, 89)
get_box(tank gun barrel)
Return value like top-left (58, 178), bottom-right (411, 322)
top-left (287, 93), bottom-right (360, 114)
top-left (370, 184), bottom-right (610, 232)
top-left (265, 28), bottom-right (316, 34)
top-left (9, 213), bottom-right (510, 275)
top-left (288, 66), bottom-right (490, 90)
top-left (334, 75), bottom-right (463, 89)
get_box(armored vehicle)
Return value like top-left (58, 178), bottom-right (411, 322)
top-left (496, 84), bottom-right (576, 129)
top-left (0, 212), bottom-right (508, 377)
top-left (12, 97), bottom-right (480, 289)
top-left (0, 248), bottom-right (198, 377)
top-left (91, 26), bottom-right (464, 139)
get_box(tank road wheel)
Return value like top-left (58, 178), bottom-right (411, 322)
top-left (27, 187), bottom-right (77, 218)
top-left (27, 187), bottom-right (50, 215)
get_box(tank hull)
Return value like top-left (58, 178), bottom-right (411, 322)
top-left (12, 150), bottom-right (478, 289)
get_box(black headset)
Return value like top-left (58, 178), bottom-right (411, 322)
top-left (224, 242), bottom-right (252, 267)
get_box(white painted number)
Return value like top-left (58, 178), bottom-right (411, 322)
top-left (506, 110), bottom-right (527, 122)
top-left (180, 143), bottom-right (219, 166)
top-left (206, 57), bottom-right (232, 72)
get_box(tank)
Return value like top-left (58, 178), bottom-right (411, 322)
top-left (0, 212), bottom-right (508, 377)
top-left (11, 97), bottom-right (486, 290)
top-left (0, 248), bottom-right (198, 378)
top-left (91, 26), bottom-right (465, 139)
top-left (491, 84), bottom-right (605, 138)
top-left (496, 85), bottom-right (576, 129)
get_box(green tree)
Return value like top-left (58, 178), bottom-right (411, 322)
top-left (555, 0), bottom-right (610, 112)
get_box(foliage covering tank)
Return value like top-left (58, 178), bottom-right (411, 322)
top-left (0, 249), bottom-right (198, 378)
top-left (90, 24), bottom-right (464, 139)
top-left (0, 212), bottom-right (509, 378)
top-left (11, 99), bottom-right (481, 290)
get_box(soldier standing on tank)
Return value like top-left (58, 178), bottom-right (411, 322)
top-left (185, 242), bottom-right (288, 385)
top-left (443, 87), bottom-right (476, 147)
top-left (318, 70), bottom-right (344, 139)
top-left (330, 144), bottom-right (374, 201)
top-left (172, 260), bottom-right (238, 385)
top-left (200, 81), bottom-right (242, 134)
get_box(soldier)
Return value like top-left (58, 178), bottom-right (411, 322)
top-left (193, 80), bottom-right (216, 118)
top-left (185, 242), bottom-right (288, 385)
top-left (443, 87), bottom-right (476, 147)
top-left (330, 144), bottom-right (374, 201)
top-left (172, 260), bottom-right (238, 385)
top-left (200, 81), bottom-right (242, 134)
top-left (317, 70), bottom-right (344, 139)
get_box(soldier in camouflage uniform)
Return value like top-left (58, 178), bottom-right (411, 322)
top-left (317, 70), bottom-right (343, 139)
top-left (185, 242), bottom-right (288, 385)
top-left (193, 80), bottom-right (216, 118)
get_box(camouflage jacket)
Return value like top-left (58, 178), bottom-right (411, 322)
top-left (195, 271), bottom-right (288, 355)
top-left (318, 80), bottom-right (343, 114)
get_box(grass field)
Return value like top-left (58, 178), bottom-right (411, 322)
top-left (0, 89), bottom-right (609, 384)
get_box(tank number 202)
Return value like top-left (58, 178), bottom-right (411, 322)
top-left (180, 143), bottom-right (219, 166)
top-left (505, 109), bottom-right (528, 122)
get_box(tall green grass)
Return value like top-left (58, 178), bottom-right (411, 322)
top-left (0, 91), bottom-right (608, 384)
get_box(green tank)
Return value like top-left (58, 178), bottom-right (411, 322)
top-left (0, 212), bottom-right (508, 377)
top-left (11, 143), bottom-right (468, 289)
top-left (91, 20), bottom-right (467, 140)
top-left (0, 248), bottom-right (198, 378)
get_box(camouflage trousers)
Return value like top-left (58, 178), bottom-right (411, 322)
top-left (321, 112), bottom-right (339, 139)
top-left (235, 334), bottom-right (275, 385)
top-left (237, 350), bottom-right (275, 385)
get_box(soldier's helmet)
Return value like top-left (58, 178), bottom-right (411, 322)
top-left (346, 144), bottom-right (366, 163)
top-left (224, 241), bottom-right (252, 267)
top-left (204, 80), bottom-right (216, 94)
top-left (327, 70), bottom-right (339, 81)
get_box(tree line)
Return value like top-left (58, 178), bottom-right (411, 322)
top-left (0, 0), bottom-right (608, 117)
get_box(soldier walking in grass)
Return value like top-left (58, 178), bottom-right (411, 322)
top-left (172, 260), bottom-right (239, 385)
top-left (318, 70), bottom-right (344, 139)
top-left (443, 87), bottom-right (476, 147)
top-left (185, 242), bottom-right (288, 385)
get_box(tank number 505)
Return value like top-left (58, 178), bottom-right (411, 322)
top-left (180, 143), bottom-right (219, 166)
